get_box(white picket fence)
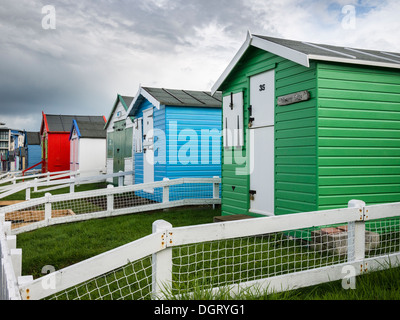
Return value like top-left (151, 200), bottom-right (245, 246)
top-left (1, 195), bottom-right (400, 300)
top-left (0, 170), bottom-right (134, 200)
top-left (0, 177), bottom-right (221, 300)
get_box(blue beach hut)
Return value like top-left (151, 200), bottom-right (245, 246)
top-left (126, 86), bottom-right (222, 202)
top-left (25, 132), bottom-right (42, 170)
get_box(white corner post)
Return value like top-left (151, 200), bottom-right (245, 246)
top-left (33, 178), bottom-right (38, 192)
top-left (45, 193), bottom-right (52, 221)
top-left (348, 200), bottom-right (366, 262)
top-left (118, 171), bottom-right (124, 187)
top-left (162, 178), bottom-right (170, 204)
top-left (70, 177), bottom-right (75, 194)
top-left (10, 249), bottom-right (22, 278)
top-left (152, 220), bottom-right (173, 300)
top-left (25, 182), bottom-right (31, 200)
top-left (107, 185), bottom-right (114, 214)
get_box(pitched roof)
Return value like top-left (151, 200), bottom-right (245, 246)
top-left (104, 94), bottom-right (135, 130)
top-left (71, 118), bottom-right (106, 139)
top-left (127, 86), bottom-right (222, 117)
top-left (212, 32), bottom-right (400, 94)
top-left (42, 113), bottom-right (106, 133)
top-left (26, 132), bottom-right (40, 145)
top-left (254, 35), bottom-right (400, 67)
top-left (142, 87), bottom-right (222, 107)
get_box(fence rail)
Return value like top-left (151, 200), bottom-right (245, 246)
top-left (0, 170), bottom-right (134, 200)
top-left (1, 177), bottom-right (220, 235)
top-left (1, 191), bottom-right (400, 300)
top-left (12, 199), bottom-right (400, 300)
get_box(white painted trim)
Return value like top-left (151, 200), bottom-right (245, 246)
top-left (141, 88), bottom-right (161, 110)
top-left (251, 36), bottom-right (310, 68)
top-left (126, 86), bottom-right (161, 119)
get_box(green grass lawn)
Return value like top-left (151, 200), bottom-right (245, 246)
top-left (17, 206), bottom-right (218, 279)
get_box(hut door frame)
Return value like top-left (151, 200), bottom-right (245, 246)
top-left (249, 69), bottom-right (275, 216)
top-left (113, 120), bottom-right (125, 185)
top-left (143, 107), bottom-right (154, 192)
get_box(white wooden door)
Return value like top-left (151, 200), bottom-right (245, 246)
top-left (249, 70), bottom-right (275, 216)
top-left (142, 108), bottom-right (154, 190)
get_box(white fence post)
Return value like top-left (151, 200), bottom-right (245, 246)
top-left (213, 176), bottom-right (220, 209)
top-left (33, 178), bottom-right (38, 192)
top-left (70, 177), bottom-right (75, 194)
top-left (107, 185), bottom-right (114, 214)
top-left (25, 182), bottom-right (31, 201)
top-left (118, 171), bottom-right (124, 187)
top-left (163, 178), bottom-right (170, 204)
top-left (152, 220), bottom-right (173, 299)
top-left (6, 235), bottom-right (16, 250)
top-left (10, 249), bottom-right (22, 278)
top-left (348, 200), bottom-right (366, 262)
top-left (45, 193), bottom-right (52, 221)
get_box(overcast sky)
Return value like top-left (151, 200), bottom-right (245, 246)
top-left (0, 0), bottom-right (399, 132)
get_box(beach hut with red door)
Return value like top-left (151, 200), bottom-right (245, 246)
top-left (40, 112), bottom-right (106, 173)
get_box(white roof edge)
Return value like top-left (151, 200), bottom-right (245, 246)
top-left (211, 34), bottom-right (400, 95)
top-left (211, 33), bottom-right (310, 95)
top-left (251, 36), bottom-right (310, 68)
top-left (308, 54), bottom-right (400, 70)
top-left (211, 31), bottom-right (253, 95)
top-left (126, 86), bottom-right (161, 118)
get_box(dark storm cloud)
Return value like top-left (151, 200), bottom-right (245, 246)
top-left (0, 0), bottom-right (257, 130)
top-left (1, 0), bottom-right (398, 131)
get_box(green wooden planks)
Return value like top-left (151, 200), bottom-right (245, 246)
top-left (221, 46), bottom-right (318, 217)
top-left (317, 62), bottom-right (400, 209)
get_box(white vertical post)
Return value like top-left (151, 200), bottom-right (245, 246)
top-left (46, 172), bottom-right (50, 183)
top-left (107, 185), bottom-right (114, 214)
top-left (33, 178), bottom-right (38, 192)
top-left (213, 176), bottom-right (220, 210)
top-left (45, 193), bottom-right (52, 221)
top-left (3, 221), bottom-right (12, 236)
top-left (348, 200), bottom-right (366, 262)
top-left (163, 178), bottom-right (170, 204)
top-left (6, 235), bottom-right (17, 250)
top-left (118, 171), bottom-right (124, 187)
top-left (70, 177), bottom-right (75, 194)
top-left (10, 249), bottom-right (22, 278)
top-left (25, 182), bottom-right (31, 200)
top-left (152, 220), bottom-right (173, 299)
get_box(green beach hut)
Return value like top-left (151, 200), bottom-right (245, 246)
top-left (211, 32), bottom-right (400, 218)
top-left (105, 94), bottom-right (135, 185)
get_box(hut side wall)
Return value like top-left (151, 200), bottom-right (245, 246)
top-left (317, 62), bottom-right (400, 209)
